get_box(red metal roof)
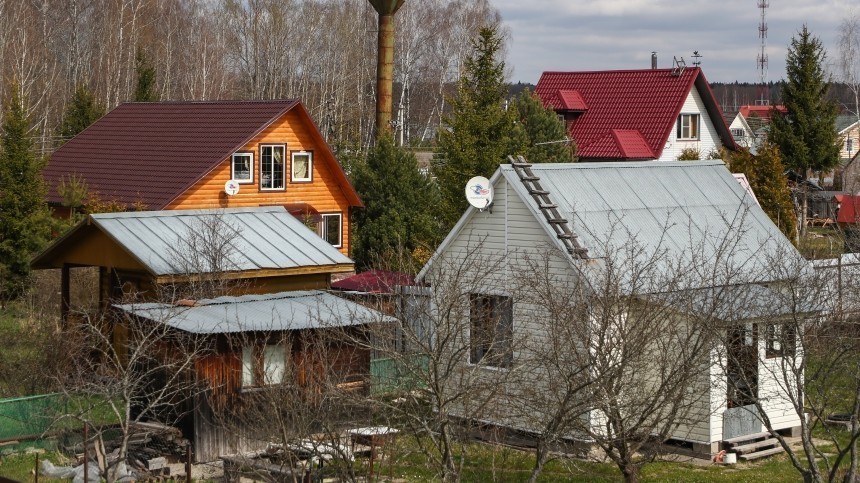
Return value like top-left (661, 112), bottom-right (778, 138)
top-left (738, 104), bottom-right (787, 120)
top-left (535, 67), bottom-right (735, 160)
top-left (44, 100), bottom-right (362, 210)
top-left (331, 270), bottom-right (416, 293)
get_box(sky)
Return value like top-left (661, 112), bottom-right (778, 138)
top-left (494, 0), bottom-right (857, 84)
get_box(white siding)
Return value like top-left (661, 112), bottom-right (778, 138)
top-left (659, 86), bottom-right (722, 161)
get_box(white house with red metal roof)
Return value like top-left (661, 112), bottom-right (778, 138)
top-left (535, 67), bottom-right (737, 162)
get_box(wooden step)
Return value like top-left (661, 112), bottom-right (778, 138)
top-left (722, 431), bottom-right (773, 445)
top-left (731, 438), bottom-right (780, 454)
top-left (738, 446), bottom-right (784, 461)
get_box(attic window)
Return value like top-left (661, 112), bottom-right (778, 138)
top-left (291, 151), bottom-right (313, 182)
top-left (232, 152), bottom-right (253, 183)
top-left (677, 114), bottom-right (700, 140)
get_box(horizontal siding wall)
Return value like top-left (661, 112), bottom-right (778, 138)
top-left (168, 110), bottom-right (352, 255)
top-left (659, 87), bottom-right (721, 161)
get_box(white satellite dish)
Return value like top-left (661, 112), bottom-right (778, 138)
top-left (465, 176), bottom-right (493, 210)
top-left (224, 179), bottom-right (240, 196)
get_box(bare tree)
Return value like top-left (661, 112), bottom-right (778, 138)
top-left (838, 11), bottom-right (860, 131)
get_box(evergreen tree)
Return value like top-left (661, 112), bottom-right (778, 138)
top-left (134, 47), bottom-right (158, 102)
top-left (509, 90), bottom-right (576, 163)
top-left (58, 84), bottom-right (104, 141)
top-left (352, 135), bottom-right (439, 269)
top-left (433, 27), bottom-right (524, 230)
top-left (728, 143), bottom-right (797, 241)
top-left (0, 87), bottom-right (53, 301)
top-left (769, 26), bottom-right (840, 235)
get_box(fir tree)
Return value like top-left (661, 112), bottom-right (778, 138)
top-left (352, 135), bottom-right (439, 269)
top-left (433, 27), bottom-right (523, 230)
top-left (769, 26), bottom-right (840, 235)
top-left (728, 143), bottom-right (797, 241)
top-left (0, 87), bottom-right (53, 301)
top-left (58, 84), bottom-right (104, 141)
top-left (134, 47), bottom-right (158, 102)
top-left (509, 90), bottom-right (576, 163)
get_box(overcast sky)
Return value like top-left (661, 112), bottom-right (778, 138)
top-left (494, 0), bottom-right (857, 84)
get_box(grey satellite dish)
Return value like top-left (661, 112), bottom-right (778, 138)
top-left (465, 176), bottom-right (493, 210)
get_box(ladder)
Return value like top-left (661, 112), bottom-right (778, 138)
top-left (508, 155), bottom-right (588, 258)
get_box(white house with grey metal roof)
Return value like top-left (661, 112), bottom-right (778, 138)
top-left (418, 159), bottom-right (812, 459)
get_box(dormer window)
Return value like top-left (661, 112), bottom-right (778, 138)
top-left (677, 114), bottom-right (700, 140)
top-left (231, 152), bottom-right (254, 183)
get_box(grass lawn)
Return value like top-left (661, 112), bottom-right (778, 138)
top-left (0, 451), bottom-right (69, 482)
top-left (799, 226), bottom-right (844, 259)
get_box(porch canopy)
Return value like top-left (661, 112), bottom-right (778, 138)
top-left (115, 290), bottom-right (393, 334)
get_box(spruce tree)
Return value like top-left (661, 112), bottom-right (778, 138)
top-left (769, 26), bottom-right (840, 235)
top-left (509, 90), bottom-right (576, 163)
top-left (352, 135), bottom-right (439, 269)
top-left (433, 27), bottom-right (523, 230)
top-left (58, 84), bottom-right (104, 141)
top-left (728, 143), bottom-right (797, 241)
top-left (134, 47), bottom-right (158, 102)
top-left (0, 88), bottom-right (52, 301)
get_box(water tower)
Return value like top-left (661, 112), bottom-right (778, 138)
top-left (367, 0), bottom-right (405, 138)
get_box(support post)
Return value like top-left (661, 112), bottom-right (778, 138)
top-left (61, 264), bottom-right (70, 328)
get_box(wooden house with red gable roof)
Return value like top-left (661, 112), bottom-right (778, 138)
top-left (535, 67), bottom-right (737, 162)
top-left (43, 100), bottom-right (362, 255)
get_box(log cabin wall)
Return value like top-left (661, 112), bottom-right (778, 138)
top-left (167, 109), bottom-right (352, 255)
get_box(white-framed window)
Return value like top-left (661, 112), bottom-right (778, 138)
top-left (242, 344), bottom-right (286, 387)
top-left (469, 294), bottom-right (513, 368)
top-left (291, 151), bottom-right (313, 182)
top-left (320, 213), bottom-right (342, 247)
top-left (677, 114), bottom-right (700, 140)
top-left (260, 144), bottom-right (285, 190)
top-left (765, 323), bottom-right (796, 359)
top-left (231, 152), bottom-right (254, 183)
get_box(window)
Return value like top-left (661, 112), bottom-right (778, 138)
top-left (291, 151), bottom-right (313, 182)
top-left (469, 294), bottom-right (513, 368)
top-left (765, 323), bottom-right (796, 358)
top-left (260, 145), bottom-right (285, 190)
top-left (731, 128), bottom-right (746, 139)
top-left (242, 344), bottom-right (286, 387)
top-left (320, 213), bottom-right (342, 247)
top-left (231, 152), bottom-right (254, 183)
top-left (677, 114), bottom-right (700, 140)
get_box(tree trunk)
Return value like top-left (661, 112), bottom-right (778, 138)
top-left (527, 439), bottom-right (548, 483)
top-left (800, 185), bottom-right (809, 239)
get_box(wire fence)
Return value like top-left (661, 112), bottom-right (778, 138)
top-left (0, 393), bottom-right (66, 441)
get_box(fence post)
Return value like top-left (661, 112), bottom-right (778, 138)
top-left (83, 424), bottom-right (88, 483)
top-left (185, 441), bottom-right (192, 483)
top-left (34, 452), bottom-right (38, 483)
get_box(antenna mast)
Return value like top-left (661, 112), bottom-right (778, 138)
top-left (756, 0), bottom-right (769, 106)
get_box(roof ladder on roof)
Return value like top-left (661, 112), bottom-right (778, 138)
top-left (507, 155), bottom-right (588, 258)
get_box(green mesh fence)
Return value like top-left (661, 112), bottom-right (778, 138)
top-left (0, 393), bottom-right (66, 441)
top-left (370, 354), bottom-right (429, 395)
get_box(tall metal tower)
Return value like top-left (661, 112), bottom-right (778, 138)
top-left (756, 0), bottom-right (770, 105)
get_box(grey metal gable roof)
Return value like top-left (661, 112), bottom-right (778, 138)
top-left (115, 290), bottom-right (391, 334)
top-left (92, 206), bottom-right (352, 276)
top-left (501, 160), bottom-right (804, 287)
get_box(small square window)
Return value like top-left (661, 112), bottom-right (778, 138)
top-left (232, 153), bottom-right (254, 183)
top-left (677, 114), bottom-right (700, 140)
top-left (765, 323), bottom-right (796, 359)
top-left (242, 344), bottom-right (286, 387)
top-left (320, 213), bottom-right (342, 247)
top-left (291, 151), bottom-right (313, 182)
top-left (469, 294), bottom-right (513, 368)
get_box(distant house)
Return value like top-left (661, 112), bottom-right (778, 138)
top-left (43, 100), bottom-right (362, 254)
top-left (837, 115), bottom-right (860, 192)
top-left (31, 206), bottom-right (388, 462)
top-left (534, 67), bottom-right (737, 161)
top-left (419, 159), bottom-right (811, 458)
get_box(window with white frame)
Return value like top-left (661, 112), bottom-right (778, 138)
top-left (677, 114), bottom-right (700, 140)
top-left (260, 145), bottom-right (285, 190)
top-left (242, 344), bottom-right (286, 387)
top-left (291, 151), bottom-right (312, 182)
top-left (232, 152), bottom-right (254, 183)
top-left (469, 294), bottom-right (513, 368)
top-left (765, 323), bottom-right (796, 359)
top-left (320, 213), bottom-right (342, 247)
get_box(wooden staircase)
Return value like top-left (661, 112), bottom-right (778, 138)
top-left (507, 155), bottom-right (588, 259)
top-left (722, 431), bottom-right (785, 461)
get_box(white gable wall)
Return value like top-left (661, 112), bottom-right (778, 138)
top-left (659, 86), bottom-right (722, 161)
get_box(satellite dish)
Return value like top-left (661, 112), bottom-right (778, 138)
top-left (224, 180), bottom-right (240, 196)
top-left (465, 176), bottom-right (493, 210)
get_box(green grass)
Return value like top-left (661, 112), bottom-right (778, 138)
top-left (0, 451), bottom-right (69, 482)
top-left (799, 226), bottom-right (844, 259)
